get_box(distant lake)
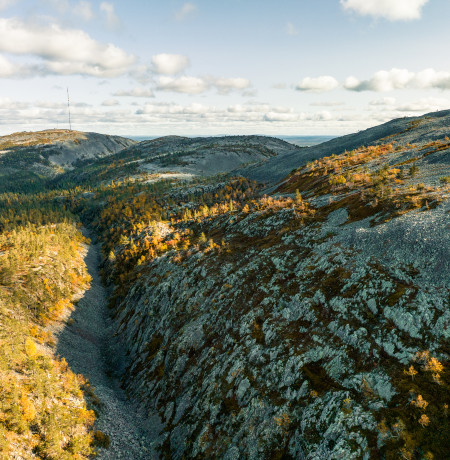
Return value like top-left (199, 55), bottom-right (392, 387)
top-left (127, 135), bottom-right (336, 147)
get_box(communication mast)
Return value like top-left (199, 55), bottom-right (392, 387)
top-left (67, 87), bottom-right (72, 130)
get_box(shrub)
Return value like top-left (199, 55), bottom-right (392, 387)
top-left (94, 430), bottom-right (111, 448)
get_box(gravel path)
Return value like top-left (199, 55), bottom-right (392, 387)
top-left (56, 240), bottom-right (160, 459)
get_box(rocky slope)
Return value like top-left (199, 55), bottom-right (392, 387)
top-left (1, 111), bottom-right (449, 459)
top-left (73, 116), bottom-right (450, 459)
top-left (241, 109), bottom-right (450, 185)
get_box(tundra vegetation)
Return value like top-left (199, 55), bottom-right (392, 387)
top-left (0, 197), bottom-right (96, 458)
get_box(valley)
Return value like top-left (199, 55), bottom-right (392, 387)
top-left (0, 110), bottom-right (449, 459)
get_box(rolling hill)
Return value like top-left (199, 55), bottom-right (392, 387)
top-left (0, 129), bottom-right (135, 192)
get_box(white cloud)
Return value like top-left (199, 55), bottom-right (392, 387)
top-left (155, 75), bottom-right (251, 95)
top-left (296, 76), bottom-right (339, 92)
top-left (345, 68), bottom-right (450, 92)
top-left (286, 22), bottom-right (299, 36)
top-left (113, 87), bottom-right (154, 98)
top-left (157, 75), bottom-right (208, 94)
top-left (369, 97), bottom-right (396, 106)
top-left (0, 97), bottom-right (29, 109)
top-left (413, 68), bottom-right (450, 90)
top-left (313, 110), bottom-right (333, 121)
top-left (100, 2), bottom-right (120, 29)
top-left (32, 100), bottom-right (90, 109)
top-left (340, 0), bottom-right (430, 21)
top-left (227, 104), bottom-right (294, 114)
top-left (0, 54), bottom-right (20, 77)
top-left (344, 69), bottom-right (413, 91)
top-left (395, 97), bottom-right (450, 112)
top-left (0, 18), bottom-right (135, 78)
top-left (136, 101), bottom-right (307, 123)
top-left (214, 77), bottom-right (250, 94)
top-left (151, 53), bottom-right (189, 75)
top-left (0, 97), bottom-right (378, 136)
top-left (175, 2), bottom-right (197, 21)
top-left (272, 83), bottom-right (287, 89)
top-left (102, 98), bottom-right (119, 106)
top-left (310, 101), bottom-right (345, 107)
top-left (74, 1), bottom-right (94, 21)
top-left (264, 112), bottom-right (299, 122)
top-left (137, 102), bottom-right (210, 115)
top-left (0, 0), bottom-right (17, 11)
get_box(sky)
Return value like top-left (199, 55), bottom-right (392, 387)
top-left (0, 0), bottom-right (450, 136)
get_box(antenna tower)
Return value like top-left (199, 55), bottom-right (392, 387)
top-left (67, 87), bottom-right (72, 130)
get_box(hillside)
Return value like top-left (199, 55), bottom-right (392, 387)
top-left (0, 129), bottom-right (135, 192)
top-left (49, 134), bottom-right (297, 190)
top-left (242, 109), bottom-right (450, 185)
top-left (0, 199), bottom-right (96, 459)
top-left (68, 111), bottom-right (449, 460)
top-left (110, 134), bottom-right (297, 177)
top-left (0, 111), bottom-right (449, 459)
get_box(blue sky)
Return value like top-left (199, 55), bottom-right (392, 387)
top-left (0, 0), bottom-right (449, 136)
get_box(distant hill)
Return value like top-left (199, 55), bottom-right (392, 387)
top-left (0, 129), bottom-right (135, 192)
top-left (241, 109), bottom-right (450, 185)
top-left (115, 135), bottom-right (297, 177)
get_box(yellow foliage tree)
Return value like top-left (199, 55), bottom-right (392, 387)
top-left (24, 338), bottom-right (38, 358)
top-left (20, 394), bottom-right (36, 422)
top-left (418, 414), bottom-right (430, 427)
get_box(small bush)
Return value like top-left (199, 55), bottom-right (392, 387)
top-left (94, 430), bottom-right (110, 448)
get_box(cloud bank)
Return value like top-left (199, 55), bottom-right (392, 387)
top-left (114, 87), bottom-right (154, 98)
top-left (340, 0), bottom-right (430, 21)
top-left (156, 75), bottom-right (251, 95)
top-left (345, 68), bottom-right (450, 92)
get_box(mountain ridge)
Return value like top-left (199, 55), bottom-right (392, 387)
top-left (240, 109), bottom-right (450, 185)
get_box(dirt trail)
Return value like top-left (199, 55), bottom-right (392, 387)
top-left (56, 240), bottom-right (160, 459)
